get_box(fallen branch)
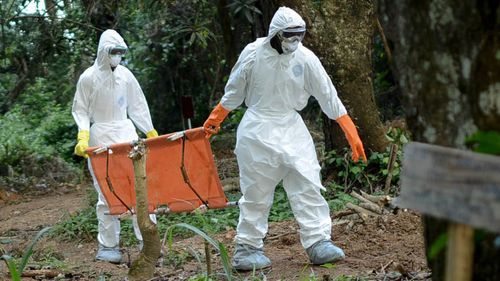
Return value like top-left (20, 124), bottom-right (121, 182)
top-left (21, 269), bottom-right (60, 278)
top-left (332, 209), bottom-right (356, 219)
top-left (350, 191), bottom-right (383, 214)
top-left (359, 202), bottom-right (383, 215)
top-left (380, 259), bottom-right (393, 273)
top-left (360, 190), bottom-right (392, 206)
top-left (268, 232), bottom-right (296, 241)
top-left (346, 202), bottom-right (380, 218)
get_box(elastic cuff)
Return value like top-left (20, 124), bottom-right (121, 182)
top-left (146, 129), bottom-right (158, 138)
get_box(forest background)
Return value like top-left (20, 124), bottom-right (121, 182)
top-left (0, 0), bottom-right (400, 191)
top-left (1, 0), bottom-right (499, 280)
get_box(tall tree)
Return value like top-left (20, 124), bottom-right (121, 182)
top-left (378, 0), bottom-right (500, 279)
top-left (270, 0), bottom-right (389, 154)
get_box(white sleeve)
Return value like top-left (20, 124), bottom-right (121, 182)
top-left (126, 71), bottom-right (154, 134)
top-left (71, 75), bottom-right (91, 131)
top-left (220, 43), bottom-right (257, 110)
top-left (304, 53), bottom-right (347, 120)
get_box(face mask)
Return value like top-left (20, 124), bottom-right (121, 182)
top-left (277, 26), bottom-right (305, 54)
top-left (110, 55), bottom-right (122, 67)
top-left (281, 40), bottom-right (300, 54)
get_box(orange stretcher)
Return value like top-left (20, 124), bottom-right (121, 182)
top-left (86, 127), bottom-right (229, 215)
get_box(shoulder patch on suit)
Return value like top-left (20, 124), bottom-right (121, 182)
top-left (292, 64), bottom-right (303, 77)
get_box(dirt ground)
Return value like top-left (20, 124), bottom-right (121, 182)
top-left (0, 183), bottom-right (430, 281)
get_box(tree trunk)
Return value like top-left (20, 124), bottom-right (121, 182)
top-left (378, 0), bottom-right (500, 280)
top-left (128, 141), bottom-right (161, 280)
top-left (81, 0), bottom-right (120, 39)
top-left (217, 0), bottom-right (238, 68)
top-left (273, 0), bottom-right (389, 154)
top-left (44, 0), bottom-right (57, 19)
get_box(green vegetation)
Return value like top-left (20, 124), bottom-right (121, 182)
top-left (1, 227), bottom-right (52, 281)
top-left (0, 1), bottom-right (404, 280)
top-left (465, 131), bottom-right (500, 155)
top-left (322, 126), bottom-right (408, 195)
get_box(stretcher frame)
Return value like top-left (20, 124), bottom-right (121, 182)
top-left (87, 127), bottom-right (235, 215)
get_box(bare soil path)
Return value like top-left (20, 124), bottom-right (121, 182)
top-left (0, 184), bottom-right (430, 281)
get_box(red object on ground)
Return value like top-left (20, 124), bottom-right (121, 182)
top-left (87, 127), bottom-right (227, 215)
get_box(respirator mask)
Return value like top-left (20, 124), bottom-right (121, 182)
top-left (108, 45), bottom-right (127, 67)
top-left (277, 26), bottom-right (306, 54)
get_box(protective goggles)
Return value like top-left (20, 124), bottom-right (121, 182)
top-left (278, 26), bottom-right (306, 43)
top-left (108, 46), bottom-right (127, 56)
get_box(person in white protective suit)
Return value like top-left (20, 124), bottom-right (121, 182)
top-left (72, 29), bottom-right (159, 264)
top-left (203, 7), bottom-right (367, 270)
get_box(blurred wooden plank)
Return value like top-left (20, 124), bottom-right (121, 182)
top-left (398, 142), bottom-right (500, 233)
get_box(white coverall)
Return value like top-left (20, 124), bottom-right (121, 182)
top-left (221, 7), bottom-right (347, 249)
top-left (72, 29), bottom-right (157, 248)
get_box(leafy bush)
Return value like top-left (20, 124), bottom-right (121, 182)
top-left (321, 126), bottom-right (409, 195)
top-left (0, 78), bottom-right (79, 189)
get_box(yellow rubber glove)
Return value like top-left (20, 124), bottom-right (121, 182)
top-left (146, 129), bottom-right (158, 138)
top-left (203, 103), bottom-right (230, 138)
top-left (336, 115), bottom-right (367, 163)
top-left (74, 130), bottom-right (90, 159)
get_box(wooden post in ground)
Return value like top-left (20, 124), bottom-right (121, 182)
top-left (384, 143), bottom-right (398, 194)
top-left (128, 140), bottom-right (161, 281)
top-left (398, 142), bottom-right (500, 281)
top-left (445, 223), bottom-right (474, 281)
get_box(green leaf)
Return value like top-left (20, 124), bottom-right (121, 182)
top-left (350, 166), bottom-right (361, 174)
top-left (1, 255), bottom-right (21, 281)
top-left (428, 232), bottom-right (448, 260)
top-left (18, 226), bottom-right (52, 273)
top-left (465, 131), bottom-right (500, 155)
top-left (167, 223), bottom-right (232, 280)
top-left (320, 262), bottom-right (336, 269)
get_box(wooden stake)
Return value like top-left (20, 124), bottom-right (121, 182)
top-left (384, 144), bottom-right (398, 194)
top-left (205, 240), bottom-right (212, 277)
top-left (445, 223), bottom-right (474, 281)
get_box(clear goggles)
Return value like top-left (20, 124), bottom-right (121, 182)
top-left (108, 46), bottom-right (127, 56)
top-left (278, 26), bottom-right (306, 43)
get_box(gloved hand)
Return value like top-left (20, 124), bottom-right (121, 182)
top-left (203, 103), bottom-right (230, 138)
top-left (74, 130), bottom-right (90, 159)
top-left (146, 129), bottom-right (158, 138)
top-left (336, 114), bottom-right (367, 163)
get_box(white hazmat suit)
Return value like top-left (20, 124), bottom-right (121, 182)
top-left (72, 29), bottom-right (157, 262)
top-left (204, 7), bottom-right (366, 270)
top-left (204, 7), bottom-right (367, 270)
top-left (223, 8), bottom-right (345, 249)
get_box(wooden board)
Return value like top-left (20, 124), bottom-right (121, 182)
top-left (397, 142), bottom-right (500, 233)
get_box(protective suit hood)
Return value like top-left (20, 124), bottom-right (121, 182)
top-left (93, 30), bottom-right (127, 78)
top-left (265, 7), bottom-right (306, 44)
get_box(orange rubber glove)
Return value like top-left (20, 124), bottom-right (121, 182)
top-left (203, 103), bottom-right (230, 138)
top-left (146, 129), bottom-right (158, 138)
top-left (336, 114), bottom-right (367, 163)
